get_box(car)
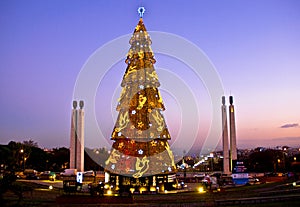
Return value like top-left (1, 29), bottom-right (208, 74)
top-left (194, 173), bottom-right (205, 178)
top-left (24, 169), bottom-right (39, 180)
top-left (41, 171), bottom-right (56, 179)
top-left (248, 176), bottom-right (260, 185)
top-left (220, 175), bottom-right (235, 186)
top-left (60, 169), bottom-right (77, 176)
top-left (84, 170), bottom-right (95, 176)
top-left (26, 173), bottom-right (39, 180)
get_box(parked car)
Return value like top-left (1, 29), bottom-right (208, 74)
top-left (194, 173), bottom-right (205, 178)
top-left (248, 176), bottom-right (260, 185)
top-left (84, 170), bottom-right (95, 176)
top-left (26, 173), bottom-right (40, 180)
top-left (60, 169), bottom-right (77, 176)
top-left (220, 175), bottom-right (235, 187)
top-left (24, 169), bottom-right (39, 180)
top-left (40, 171), bottom-right (50, 180)
top-left (24, 169), bottom-right (37, 175)
top-left (41, 171), bottom-right (57, 181)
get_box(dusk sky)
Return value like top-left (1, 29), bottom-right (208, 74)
top-left (1, 0), bottom-right (299, 155)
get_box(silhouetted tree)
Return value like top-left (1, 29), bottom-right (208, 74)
top-left (25, 146), bottom-right (48, 171)
top-left (247, 149), bottom-right (286, 172)
top-left (6, 141), bottom-right (23, 171)
top-left (23, 139), bottom-right (38, 148)
top-left (84, 151), bottom-right (104, 171)
top-left (50, 147), bottom-right (69, 171)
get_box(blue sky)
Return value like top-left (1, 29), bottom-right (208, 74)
top-left (0, 0), bottom-right (300, 154)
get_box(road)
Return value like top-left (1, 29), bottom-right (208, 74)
top-left (19, 179), bottom-right (64, 189)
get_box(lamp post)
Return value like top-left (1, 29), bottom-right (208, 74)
top-left (183, 150), bottom-right (186, 180)
top-left (20, 149), bottom-right (24, 171)
top-left (209, 153), bottom-right (214, 172)
top-left (23, 157), bottom-right (27, 171)
top-left (204, 156), bottom-right (208, 172)
top-left (282, 149), bottom-right (287, 173)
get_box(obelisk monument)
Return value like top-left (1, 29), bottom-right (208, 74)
top-left (229, 96), bottom-right (237, 170)
top-left (69, 100), bottom-right (84, 172)
top-left (221, 96), bottom-right (230, 174)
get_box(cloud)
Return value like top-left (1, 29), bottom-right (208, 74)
top-left (280, 123), bottom-right (299, 128)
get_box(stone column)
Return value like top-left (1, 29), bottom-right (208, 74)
top-left (76, 100), bottom-right (85, 172)
top-left (70, 101), bottom-right (78, 169)
top-left (229, 96), bottom-right (237, 170)
top-left (221, 96), bottom-right (230, 174)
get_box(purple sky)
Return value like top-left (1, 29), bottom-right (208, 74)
top-left (1, 0), bottom-right (300, 154)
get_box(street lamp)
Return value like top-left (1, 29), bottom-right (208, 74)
top-left (24, 157), bottom-right (27, 170)
top-left (209, 153), bottom-right (214, 172)
top-left (183, 150), bottom-right (186, 180)
top-left (204, 157), bottom-right (208, 172)
top-left (20, 149), bottom-right (24, 171)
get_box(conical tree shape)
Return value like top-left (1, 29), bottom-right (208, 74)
top-left (105, 17), bottom-right (175, 178)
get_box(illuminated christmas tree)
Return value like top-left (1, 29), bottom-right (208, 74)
top-left (105, 7), bottom-right (176, 192)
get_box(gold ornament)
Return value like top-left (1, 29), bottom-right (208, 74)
top-left (118, 111), bottom-right (129, 131)
top-left (157, 91), bottom-right (163, 103)
top-left (147, 71), bottom-right (158, 80)
top-left (118, 142), bottom-right (124, 149)
top-left (137, 121), bottom-right (144, 128)
top-left (138, 51), bottom-right (144, 59)
top-left (151, 110), bottom-right (164, 131)
top-left (133, 156), bottom-right (149, 178)
top-left (105, 149), bottom-right (120, 165)
top-left (150, 140), bottom-right (157, 146)
top-left (137, 94), bottom-right (147, 110)
top-left (165, 143), bottom-right (175, 167)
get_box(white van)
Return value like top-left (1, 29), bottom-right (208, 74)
top-left (60, 169), bottom-right (77, 176)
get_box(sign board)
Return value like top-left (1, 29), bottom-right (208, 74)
top-left (232, 160), bottom-right (249, 185)
top-left (76, 172), bottom-right (83, 183)
top-left (232, 173), bottom-right (248, 179)
top-left (232, 160), bottom-right (247, 173)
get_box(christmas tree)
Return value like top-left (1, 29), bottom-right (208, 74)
top-left (105, 7), bottom-right (176, 179)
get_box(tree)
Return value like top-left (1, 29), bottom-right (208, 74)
top-left (0, 145), bottom-right (13, 171)
top-left (247, 149), bottom-right (285, 172)
top-left (23, 139), bottom-right (38, 148)
top-left (24, 146), bottom-right (48, 171)
top-left (50, 147), bottom-right (69, 171)
top-left (105, 15), bottom-right (175, 178)
top-left (6, 141), bottom-right (23, 171)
